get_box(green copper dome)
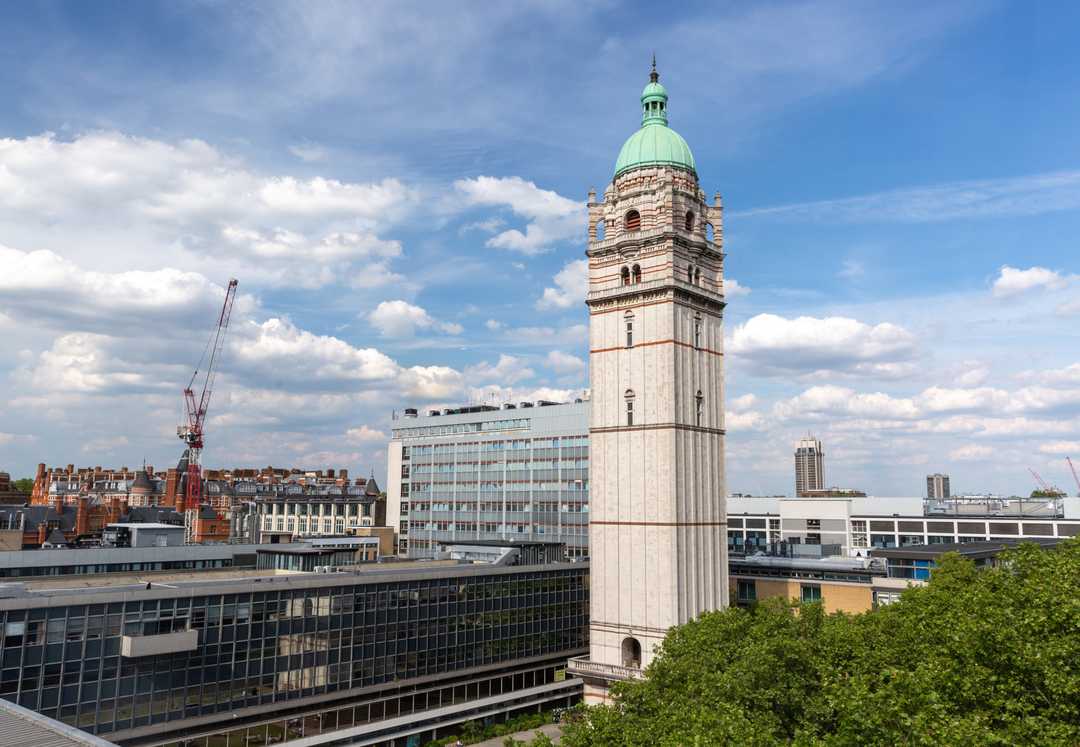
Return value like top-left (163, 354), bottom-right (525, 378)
top-left (614, 60), bottom-right (696, 178)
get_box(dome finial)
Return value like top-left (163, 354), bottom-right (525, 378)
top-left (650, 53), bottom-right (659, 83)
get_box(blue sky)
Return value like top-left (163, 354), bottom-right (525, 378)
top-left (1, 0), bottom-right (1079, 497)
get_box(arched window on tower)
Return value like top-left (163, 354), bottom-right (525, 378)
top-left (622, 637), bottom-right (642, 669)
top-left (706, 223), bottom-right (715, 243)
top-left (625, 389), bottom-right (635, 427)
top-left (693, 314), bottom-right (702, 350)
top-left (624, 312), bottom-right (634, 348)
top-left (687, 266), bottom-right (694, 284)
top-left (685, 211), bottom-right (695, 232)
top-left (695, 390), bottom-right (704, 427)
top-left (595, 219), bottom-right (606, 241)
top-left (632, 264), bottom-right (642, 284)
top-left (621, 266), bottom-right (630, 286)
top-left (625, 210), bottom-right (641, 232)
top-left (694, 268), bottom-right (702, 285)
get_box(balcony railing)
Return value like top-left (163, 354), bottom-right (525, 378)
top-left (587, 276), bottom-right (725, 304)
top-left (566, 655), bottom-right (644, 682)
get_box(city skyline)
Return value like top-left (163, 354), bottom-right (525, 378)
top-left (2, 2), bottom-right (1080, 497)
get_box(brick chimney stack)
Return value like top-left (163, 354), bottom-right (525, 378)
top-left (37, 523), bottom-right (47, 546)
top-left (76, 497), bottom-right (89, 536)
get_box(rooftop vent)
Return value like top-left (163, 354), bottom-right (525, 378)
top-left (520, 402), bottom-right (534, 408)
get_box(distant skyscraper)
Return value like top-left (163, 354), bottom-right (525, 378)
top-left (795, 436), bottom-right (825, 497)
top-left (927, 473), bottom-right (951, 499)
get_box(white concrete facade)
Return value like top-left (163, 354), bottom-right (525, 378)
top-left (583, 156), bottom-right (729, 685)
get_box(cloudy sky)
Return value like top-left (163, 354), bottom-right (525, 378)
top-left (1, 0), bottom-right (1079, 497)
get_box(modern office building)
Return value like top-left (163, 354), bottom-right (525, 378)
top-left (0, 544), bottom-right (262, 579)
top-left (729, 536), bottom-right (1065, 613)
top-left (926, 473), bottom-right (951, 499)
top-left (726, 494), bottom-right (1080, 558)
top-left (387, 400), bottom-right (590, 559)
top-left (568, 61), bottom-right (728, 702)
top-left (794, 436), bottom-right (825, 497)
top-left (0, 558), bottom-right (588, 746)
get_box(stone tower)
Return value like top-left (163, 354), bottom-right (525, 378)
top-left (568, 61), bottom-right (728, 702)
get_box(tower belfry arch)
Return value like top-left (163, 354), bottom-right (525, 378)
top-left (569, 60), bottom-right (729, 702)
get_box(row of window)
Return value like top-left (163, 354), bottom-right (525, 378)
top-left (392, 418), bottom-right (532, 440)
top-left (404, 437), bottom-right (588, 457)
top-left (735, 580), bottom-right (821, 606)
top-left (605, 209), bottom-right (701, 236)
top-left (622, 390), bottom-right (708, 427)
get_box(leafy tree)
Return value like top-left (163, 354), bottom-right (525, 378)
top-left (563, 538), bottom-right (1080, 746)
top-left (14, 478), bottom-right (33, 493)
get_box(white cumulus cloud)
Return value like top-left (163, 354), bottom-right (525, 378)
top-left (992, 265), bottom-right (1069, 298)
top-left (546, 350), bottom-right (586, 375)
top-left (728, 313), bottom-right (916, 375)
top-left (949, 444), bottom-right (993, 461)
top-left (454, 176), bottom-right (583, 255)
top-left (368, 301), bottom-right (463, 337)
top-left (537, 259), bottom-right (588, 310)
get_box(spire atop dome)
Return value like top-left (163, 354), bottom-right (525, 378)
top-left (640, 59), bottom-right (669, 126)
top-left (612, 59), bottom-right (696, 178)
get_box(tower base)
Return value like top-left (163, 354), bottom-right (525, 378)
top-left (566, 655), bottom-right (643, 704)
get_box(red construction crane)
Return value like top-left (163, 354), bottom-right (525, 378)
top-left (1067, 457), bottom-right (1080, 497)
top-left (1028, 467), bottom-right (1050, 493)
top-left (178, 279), bottom-right (238, 513)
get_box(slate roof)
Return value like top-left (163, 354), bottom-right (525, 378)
top-left (44, 528), bottom-right (68, 547)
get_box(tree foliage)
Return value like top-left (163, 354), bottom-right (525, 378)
top-left (562, 539), bottom-right (1080, 746)
top-left (13, 478), bottom-right (34, 493)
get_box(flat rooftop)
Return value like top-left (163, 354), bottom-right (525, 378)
top-left (0, 697), bottom-right (115, 746)
top-left (871, 537), bottom-right (1063, 560)
top-left (0, 559), bottom-right (586, 607)
top-left (438, 540), bottom-right (567, 548)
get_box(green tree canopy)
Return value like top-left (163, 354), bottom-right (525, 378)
top-left (13, 478), bottom-right (34, 493)
top-left (563, 538), bottom-right (1080, 746)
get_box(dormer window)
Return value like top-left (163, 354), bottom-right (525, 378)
top-left (625, 210), bottom-right (641, 232)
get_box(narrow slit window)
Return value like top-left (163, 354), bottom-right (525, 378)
top-left (625, 390), bottom-right (635, 427)
top-left (625, 313), bottom-right (634, 348)
top-left (694, 315), bottom-right (702, 349)
top-left (695, 390), bottom-right (704, 427)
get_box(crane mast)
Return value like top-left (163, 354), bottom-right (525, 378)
top-left (1067, 457), bottom-right (1080, 497)
top-left (178, 279), bottom-right (238, 516)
